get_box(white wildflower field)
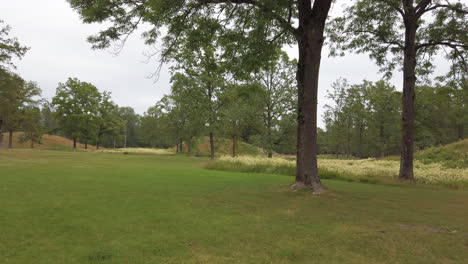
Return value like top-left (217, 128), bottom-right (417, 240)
top-left (95, 148), bottom-right (174, 155)
top-left (217, 156), bottom-right (468, 187)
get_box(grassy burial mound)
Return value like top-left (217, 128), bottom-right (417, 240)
top-left (0, 132), bottom-right (97, 150)
top-left (415, 139), bottom-right (468, 169)
top-left (181, 136), bottom-right (265, 157)
top-left (0, 149), bottom-right (467, 263)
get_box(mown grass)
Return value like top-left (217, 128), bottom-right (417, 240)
top-left (1, 149), bottom-right (468, 263)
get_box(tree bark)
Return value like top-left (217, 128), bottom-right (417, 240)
top-left (85, 140), bottom-right (88, 149)
top-left (8, 129), bottom-right (13, 149)
top-left (232, 136), bottom-right (237, 158)
top-left (187, 137), bottom-right (192, 155)
top-left (209, 131), bottom-right (215, 160)
top-left (267, 122), bottom-right (273, 158)
top-left (0, 120), bottom-right (3, 149)
top-left (399, 14), bottom-right (418, 181)
top-left (73, 137), bottom-right (77, 149)
top-left (380, 123), bottom-right (385, 158)
top-left (294, 0), bottom-right (332, 193)
top-left (458, 124), bottom-right (464, 140)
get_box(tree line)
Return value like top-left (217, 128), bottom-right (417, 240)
top-left (320, 77), bottom-right (467, 158)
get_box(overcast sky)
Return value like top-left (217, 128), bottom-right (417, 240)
top-left (2, 0), bottom-right (450, 128)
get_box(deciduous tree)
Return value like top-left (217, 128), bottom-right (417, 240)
top-left (52, 78), bottom-right (101, 149)
top-left (329, 0), bottom-right (467, 180)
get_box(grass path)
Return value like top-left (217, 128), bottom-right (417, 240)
top-left (1, 149), bottom-right (467, 263)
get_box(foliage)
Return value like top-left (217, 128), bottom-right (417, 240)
top-left (328, 0), bottom-right (467, 78)
top-left (0, 70), bottom-right (42, 147)
top-left (322, 79), bottom-right (401, 158)
top-left (52, 78), bottom-right (102, 145)
top-left (251, 51), bottom-right (297, 157)
top-left (17, 106), bottom-right (44, 147)
top-left (0, 20), bottom-right (29, 70)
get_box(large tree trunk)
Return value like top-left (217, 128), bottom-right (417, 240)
top-left (0, 120), bottom-right (3, 149)
top-left (73, 137), bottom-right (77, 149)
top-left (8, 129), bottom-right (13, 149)
top-left (209, 131), bottom-right (215, 160)
top-left (399, 15), bottom-right (418, 181)
top-left (294, 0), bottom-right (332, 193)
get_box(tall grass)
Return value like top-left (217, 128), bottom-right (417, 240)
top-left (207, 156), bottom-right (468, 188)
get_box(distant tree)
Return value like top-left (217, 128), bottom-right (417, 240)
top-left (0, 20), bottom-right (29, 70)
top-left (220, 84), bottom-right (259, 157)
top-left (95, 92), bottom-right (123, 149)
top-left (324, 78), bottom-right (351, 157)
top-left (118, 107), bottom-right (141, 148)
top-left (169, 63), bottom-right (225, 159)
top-left (18, 106), bottom-right (43, 148)
top-left (0, 71), bottom-right (41, 148)
top-left (40, 101), bottom-right (59, 134)
top-left (330, 0), bottom-right (467, 180)
top-left (253, 52), bottom-right (297, 158)
top-left (363, 81), bottom-right (401, 157)
top-left (169, 78), bottom-right (206, 154)
top-left (52, 78), bottom-right (101, 149)
top-left (323, 79), bottom-right (400, 158)
top-left (140, 104), bottom-right (165, 148)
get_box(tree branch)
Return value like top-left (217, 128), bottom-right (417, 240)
top-left (199, 0), bottom-right (298, 35)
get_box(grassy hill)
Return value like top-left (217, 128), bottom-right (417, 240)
top-left (1, 132), bottom-right (97, 150)
top-left (415, 139), bottom-right (468, 168)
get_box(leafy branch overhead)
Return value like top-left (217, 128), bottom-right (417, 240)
top-left (328, 0), bottom-right (467, 77)
top-left (0, 20), bottom-right (29, 70)
top-left (68, 0), bottom-right (296, 65)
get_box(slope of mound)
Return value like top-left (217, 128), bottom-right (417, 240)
top-left (415, 139), bottom-right (468, 168)
top-left (1, 132), bottom-right (97, 150)
top-left (188, 136), bottom-right (265, 156)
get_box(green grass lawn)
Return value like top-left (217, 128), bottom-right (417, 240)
top-left (1, 149), bottom-right (467, 264)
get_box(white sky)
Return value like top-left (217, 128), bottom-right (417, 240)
top-left (1, 0), bottom-right (450, 128)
